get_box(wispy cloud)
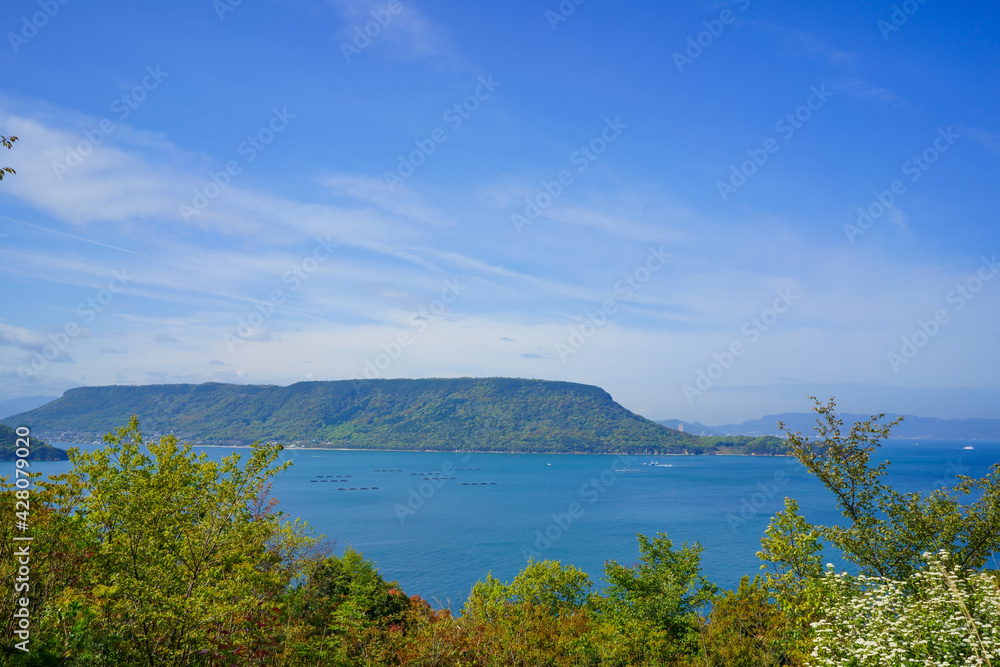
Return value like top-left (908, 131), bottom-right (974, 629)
top-left (0, 323), bottom-right (72, 361)
top-left (321, 172), bottom-right (446, 224)
top-left (750, 22), bottom-right (857, 64)
top-left (837, 78), bottom-right (907, 108)
top-left (329, 0), bottom-right (455, 63)
top-left (957, 124), bottom-right (1000, 157)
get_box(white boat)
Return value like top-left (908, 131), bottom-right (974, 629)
top-left (964, 446), bottom-right (974, 450)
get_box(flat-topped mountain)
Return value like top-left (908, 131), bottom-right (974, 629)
top-left (2, 378), bottom-right (783, 455)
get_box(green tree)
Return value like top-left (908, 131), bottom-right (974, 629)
top-left (779, 396), bottom-right (1000, 581)
top-left (299, 546), bottom-right (411, 629)
top-left (591, 532), bottom-right (716, 662)
top-left (465, 559), bottom-right (593, 620)
top-left (700, 576), bottom-right (806, 667)
top-left (1, 135), bottom-right (16, 180)
top-left (42, 416), bottom-right (318, 665)
top-left (459, 561), bottom-right (597, 666)
top-left (0, 471), bottom-right (94, 663)
top-left (757, 497), bottom-right (823, 604)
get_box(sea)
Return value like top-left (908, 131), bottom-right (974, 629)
top-left (6, 439), bottom-right (998, 609)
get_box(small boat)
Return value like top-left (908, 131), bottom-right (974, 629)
top-left (964, 446), bottom-right (974, 450)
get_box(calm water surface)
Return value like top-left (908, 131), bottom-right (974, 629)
top-left (8, 439), bottom-right (998, 608)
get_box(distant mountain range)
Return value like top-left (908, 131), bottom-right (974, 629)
top-left (2, 379), bottom-right (783, 455)
top-left (659, 413), bottom-right (1000, 441)
top-left (0, 395), bottom-right (58, 420)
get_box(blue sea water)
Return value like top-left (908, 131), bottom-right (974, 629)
top-left (7, 439), bottom-right (998, 609)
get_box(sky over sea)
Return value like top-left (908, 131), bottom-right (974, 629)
top-left (1, 0), bottom-right (998, 424)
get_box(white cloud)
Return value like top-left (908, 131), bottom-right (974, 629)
top-left (330, 0), bottom-right (455, 63)
top-left (838, 78), bottom-right (907, 108)
top-left (749, 22), bottom-right (857, 64)
top-left (0, 322), bottom-right (70, 360)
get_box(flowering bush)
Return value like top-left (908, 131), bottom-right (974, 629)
top-left (809, 552), bottom-right (1000, 666)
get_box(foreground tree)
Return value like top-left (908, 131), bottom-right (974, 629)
top-left (466, 559), bottom-right (593, 620)
top-left (591, 532), bottom-right (717, 664)
top-left (699, 576), bottom-right (806, 667)
top-left (21, 416), bottom-right (318, 665)
top-left (777, 397), bottom-right (1000, 581)
top-left (0, 471), bottom-right (92, 662)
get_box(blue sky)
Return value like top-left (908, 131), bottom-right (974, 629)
top-left (1, 0), bottom-right (998, 424)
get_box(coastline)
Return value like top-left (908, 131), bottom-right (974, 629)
top-left (48, 439), bottom-right (794, 457)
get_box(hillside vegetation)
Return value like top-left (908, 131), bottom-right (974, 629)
top-left (0, 424), bottom-right (67, 460)
top-left (3, 378), bottom-right (784, 455)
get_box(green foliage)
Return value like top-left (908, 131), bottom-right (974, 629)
top-left (757, 497), bottom-right (823, 604)
top-left (3, 378), bottom-right (784, 455)
top-left (780, 396), bottom-right (1000, 580)
top-left (465, 559), bottom-right (593, 619)
top-left (12, 415), bottom-right (319, 665)
top-left (0, 473), bottom-right (91, 663)
top-left (0, 424), bottom-right (68, 460)
top-left (699, 434), bottom-right (788, 456)
top-left (404, 598), bottom-right (596, 667)
top-left (699, 576), bottom-right (806, 667)
top-left (302, 547), bottom-right (411, 629)
top-left (593, 532), bottom-right (717, 662)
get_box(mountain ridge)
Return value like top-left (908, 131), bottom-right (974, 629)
top-left (3, 378), bottom-right (782, 455)
top-left (660, 413), bottom-right (1000, 440)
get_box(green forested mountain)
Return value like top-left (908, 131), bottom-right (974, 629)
top-left (2, 378), bottom-right (784, 455)
top-left (0, 424), bottom-right (68, 460)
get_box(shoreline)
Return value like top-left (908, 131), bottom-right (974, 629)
top-left (46, 440), bottom-right (793, 457)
